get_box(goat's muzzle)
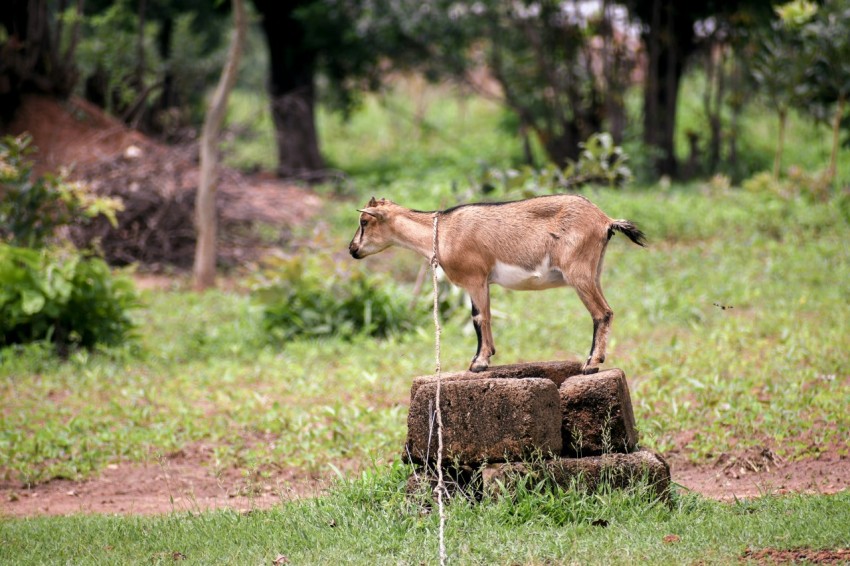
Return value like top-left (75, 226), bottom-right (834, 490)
top-left (349, 243), bottom-right (362, 259)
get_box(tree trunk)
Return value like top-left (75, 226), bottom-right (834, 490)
top-left (0, 0), bottom-right (81, 122)
top-left (252, 0), bottom-right (326, 179)
top-left (270, 85), bottom-right (325, 178)
top-left (543, 128), bottom-right (581, 167)
top-left (704, 42), bottom-right (726, 174)
top-left (773, 108), bottom-right (787, 180)
top-left (638, 0), bottom-right (696, 178)
top-left (601, 0), bottom-right (627, 144)
top-left (727, 56), bottom-right (745, 169)
top-left (826, 95), bottom-right (846, 187)
top-left (193, 0), bottom-right (247, 291)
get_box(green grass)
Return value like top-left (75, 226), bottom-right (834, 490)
top-left (3, 73), bottom-right (850, 563)
top-left (222, 75), bottom-right (525, 184)
top-left (2, 465), bottom-right (849, 564)
top-left (2, 188), bottom-right (848, 484)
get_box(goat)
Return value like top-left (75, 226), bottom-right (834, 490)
top-left (349, 195), bottom-right (646, 374)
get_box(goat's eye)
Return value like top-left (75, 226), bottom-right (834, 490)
top-left (360, 219), bottom-right (368, 228)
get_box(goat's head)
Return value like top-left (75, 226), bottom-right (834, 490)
top-left (349, 197), bottom-right (393, 259)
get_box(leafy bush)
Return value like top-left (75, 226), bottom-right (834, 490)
top-left (0, 135), bottom-right (137, 351)
top-left (0, 245), bottom-right (138, 350)
top-left (742, 168), bottom-right (831, 202)
top-left (253, 255), bottom-right (417, 341)
top-left (478, 133), bottom-right (632, 199)
top-left (0, 134), bottom-right (122, 248)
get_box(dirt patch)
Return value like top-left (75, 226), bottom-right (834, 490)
top-left (0, 445), bottom-right (328, 518)
top-left (2, 448), bottom-right (848, 517)
top-left (4, 95), bottom-right (153, 176)
top-left (741, 547), bottom-right (850, 564)
top-left (668, 448), bottom-right (850, 500)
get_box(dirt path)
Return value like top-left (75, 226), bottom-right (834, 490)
top-left (2, 449), bottom-right (847, 517)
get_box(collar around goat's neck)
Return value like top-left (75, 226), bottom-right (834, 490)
top-left (430, 211), bottom-right (440, 268)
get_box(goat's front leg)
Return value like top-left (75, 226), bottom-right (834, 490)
top-left (467, 283), bottom-right (495, 372)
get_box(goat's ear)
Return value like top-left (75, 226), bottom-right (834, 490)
top-left (368, 196), bottom-right (378, 207)
top-left (358, 207), bottom-right (384, 221)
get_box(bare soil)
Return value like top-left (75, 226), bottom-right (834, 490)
top-left (667, 448), bottom-right (850, 501)
top-left (741, 547), bottom-right (850, 565)
top-left (0, 446), bottom-right (327, 517)
top-left (2, 446), bottom-right (847, 517)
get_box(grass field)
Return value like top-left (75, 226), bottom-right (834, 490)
top-left (2, 73), bottom-right (850, 563)
top-left (2, 470), bottom-right (850, 564)
top-left (2, 185), bottom-right (847, 484)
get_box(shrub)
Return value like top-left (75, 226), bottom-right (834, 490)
top-left (252, 255), bottom-right (416, 342)
top-left (0, 134), bottom-right (122, 248)
top-left (741, 168), bottom-right (831, 202)
top-left (1, 135), bottom-right (136, 351)
top-left (478, 132), bottom-right (632, 199)
top-left (0, 244), bottom-right (138, 350)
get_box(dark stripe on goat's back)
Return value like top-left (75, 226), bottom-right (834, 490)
top-left (412, 201), bottom-right (515, 215)
top-left (426, 193), bottom-right (590, 216)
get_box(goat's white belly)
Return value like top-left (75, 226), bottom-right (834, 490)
top-left (489, 259), bottom-right (568, 291)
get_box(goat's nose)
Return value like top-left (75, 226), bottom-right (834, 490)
top-left (349, 244), bottom-right (360, 259)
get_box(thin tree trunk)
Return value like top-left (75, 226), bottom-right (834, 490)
top-left (774, 108), bottom-right (787, 180)
top-left (193, 0), bottom-right (247, 291)
top-left (643, 0), bottom-right (661, 152)
top-left (826, 95), bottom-right (845, 187)
top-left (62, 0), bottom-right (85, 68)
top-left (136, 0), bottom-right (146, 89)
top-left (728, 56), bottom-right (744, 167)
top-left (705, 42), bottom-right (725, 174)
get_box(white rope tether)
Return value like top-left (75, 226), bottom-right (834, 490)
top-left (431, 212), bottom-right (447, 565)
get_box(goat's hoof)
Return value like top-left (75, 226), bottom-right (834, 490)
top-left (581, 366), bottom-right (600, 375)
top-left (469, 362), bottom-right (490, 373)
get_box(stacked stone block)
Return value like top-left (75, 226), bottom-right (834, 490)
top-left (403, 361), bottom-right (670, 499)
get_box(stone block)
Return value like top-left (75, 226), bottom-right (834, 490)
top-left (405, 377), bottom-right (562, 466)
top-left (559, 368), bottom-right (638, 457)
top-left (481, 450), bottom-right (670, 501)
top-left (409, 360), bottom-right (584, 400)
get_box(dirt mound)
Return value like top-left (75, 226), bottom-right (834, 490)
top-left (4, 94), bottom-right (322, 269)
top-left (4, 95), bottom-right (154, 176)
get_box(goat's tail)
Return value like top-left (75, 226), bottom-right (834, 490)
top-left (610, 220), bottom-right (647, 247)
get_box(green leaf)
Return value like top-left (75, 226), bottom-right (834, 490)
top-left (20, 289), bottom-right (45, 315)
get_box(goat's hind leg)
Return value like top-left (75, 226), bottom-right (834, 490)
top-left (575, 282), bottom-right (614, 375)
top-left (467, 284), bottom-right (494, 373)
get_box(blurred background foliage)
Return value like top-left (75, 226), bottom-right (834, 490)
top-left (1, 0), bottom-right (850, 350)
top-left (2, 0), bottom-right (850, 183)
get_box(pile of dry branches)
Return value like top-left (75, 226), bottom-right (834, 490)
top-left (71, 144), bottom-right (299, 270)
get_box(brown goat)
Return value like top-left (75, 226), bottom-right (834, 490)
top-left (349, 195), bottom-right (646, 374)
